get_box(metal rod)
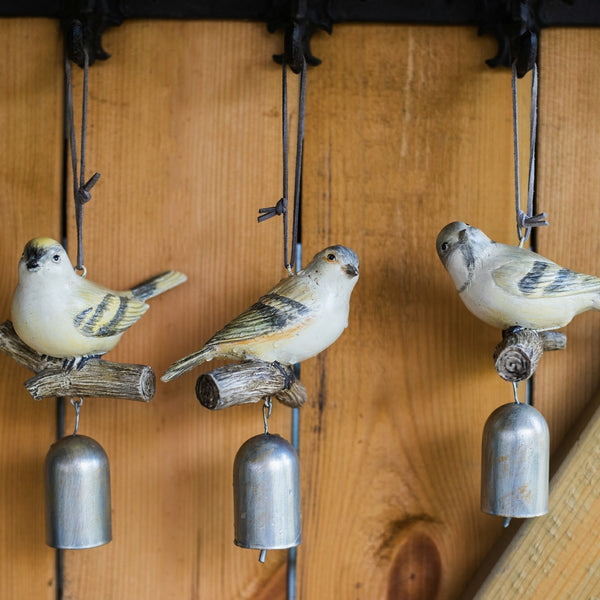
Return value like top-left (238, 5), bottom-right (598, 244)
top-left (287, 243), bottom-right (302, 600)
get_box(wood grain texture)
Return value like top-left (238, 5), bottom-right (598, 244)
top-left (2, 17), bottom-right (599, 600)
top-left (299, 24), bottom-right (535, 600)
top-left (493, 329), bottom-right (567, 382)
top-left (0, 18), bottom-right (62, 599)
top-left (465, 27), bottom-right (600, 600)
top-left (196, 361), bottom-right (306, 410)
top-left (62, 20), bottom-right (291, 600)
top-left (534, 28), bottom-right (600, 453)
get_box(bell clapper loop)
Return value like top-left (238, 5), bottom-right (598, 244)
top-left (263, 397), bottom-right (273, 435)
top-left (70, 397), bottom-right (84, 436)
top-left (512, 381), bottom-right (520, 404)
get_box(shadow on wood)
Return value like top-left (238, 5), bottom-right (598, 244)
top-left (0, 320), bottom-right (155, 402)
top-left (196, 360), bottom-right (307, 410)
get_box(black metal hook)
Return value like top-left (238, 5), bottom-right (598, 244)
top-left (61, 0), bottom-right (124, 67)
top-left (268, 0), bottom-right (332, 72)
top-left (480, 0), bottom-right (539, 77)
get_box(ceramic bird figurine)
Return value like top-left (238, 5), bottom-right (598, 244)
top-left (11, 237), bottom-right (187, 367)
top-left (436, 221), bottom-right (600, 331)
top-left (161, 245), bottom-right (359, 382)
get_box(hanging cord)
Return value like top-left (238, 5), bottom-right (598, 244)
top-left (258, 55), bottom-right (307, 273)
top-left (512, 62), bottom-right (547, 247)
top-left (290, 58), bottom-right (306, 271)
top-left (65, 49), bottom-right (101, 274)
top-left (259, 57), bottom-right (290, 269)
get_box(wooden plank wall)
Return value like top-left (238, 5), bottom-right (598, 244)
top-left (300, 25), bottom-right (524, 600)
top-left (1, 17), bottom-right (599, 600)
top-left (0, 19), bottom-right (62, 599)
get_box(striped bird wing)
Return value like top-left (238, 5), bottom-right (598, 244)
top-left (74, 286), bottom-right (149, 338)
top-left (491, 251), bottom-right (600, 298)
top-left (206, 275), bottom-right (316, 346)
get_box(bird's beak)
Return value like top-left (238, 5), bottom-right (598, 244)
top-left (344, 264), bottom-right (359, 278)
top-left (25, 258), bottom-right (39, 271)
top-left (458, 228), bottom-right (469, 242)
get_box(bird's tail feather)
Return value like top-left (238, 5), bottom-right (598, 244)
top-left (131, 270), bottom-right (187, 301)
top-left (161, 347), bottom-right (212, 382)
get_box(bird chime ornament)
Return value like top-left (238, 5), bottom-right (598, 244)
top-left (0, 45), bottom-right (186, 548)
top-left (437, 62), bottom-right (558, 526)
top-left (161, 53), bottom-right (359, 566)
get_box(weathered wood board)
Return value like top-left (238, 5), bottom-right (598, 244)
top-left (0, 18), bottom-right (62, 600)
top-left (0, 17), bottom-right (599, 600)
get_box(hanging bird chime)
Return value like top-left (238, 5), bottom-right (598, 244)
top-left (159, 44), bottom-right (358, 570)
top-left (0, 38), bottom-right (186, 548)
top-left (436, 60), bottom-right (563, 525)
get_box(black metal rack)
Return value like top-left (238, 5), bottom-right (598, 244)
top-left (2, 1), bottom-right (600, 74)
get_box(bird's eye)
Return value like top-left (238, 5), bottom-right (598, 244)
top-left (441, 242), bottom-right (449, 252)
top-left (326, 253), bottom-right (336, 261)
top-left (52, 254), bottom-right (61, 263)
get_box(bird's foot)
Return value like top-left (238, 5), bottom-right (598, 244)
top-left (272, 361), bottom-right (293, 390)
top-left (503, 325), bottom-right (524, 338)
top-left (62, 354), bottom-right (103, 372)
top-left (63, 357), bottom-right (77, 372)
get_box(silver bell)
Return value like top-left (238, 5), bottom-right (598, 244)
top-left (481, 402), bottom-right (549, 521)
top-left (44, 434), bottom-right (112, 549)
top-left (233, 433), bottom-right (301, 562)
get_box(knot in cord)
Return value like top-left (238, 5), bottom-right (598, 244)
top-left (517, 209), bottom-right (548, 230)
top-left (258, 197), bottom-right (287, 222)
top-left (76, 173), bottom-right (101, 205)
top-left (512, 61), bottom-right (548, 246)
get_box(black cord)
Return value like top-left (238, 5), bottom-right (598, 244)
top-left (289, 57), bottom-right (306, 270)
top-left (65, 49), bottom-right (100, 272)
top-left (258, 55), bottom-right (307, 273)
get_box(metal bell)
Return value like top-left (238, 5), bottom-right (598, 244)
top-left (233, 433), bottom-right (301, 561)
top-left (44, 434), bottom-right (112, 549)
top-left (481, 402), bottom-right (549, 521)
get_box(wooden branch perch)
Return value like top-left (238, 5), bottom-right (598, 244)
top-left (0, 320), bottom-right (155, 402)
top-left (494, 328), bottom-right (567, 382)
top-left (196, 360), bottom-right (307, 410)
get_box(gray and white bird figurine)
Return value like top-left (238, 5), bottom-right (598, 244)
top-left (436, 221), bottom-right (600, 331)
top-left (11, 237), bottom-right (187, 366)
top-left (161, 245), bottom-right (359, 382)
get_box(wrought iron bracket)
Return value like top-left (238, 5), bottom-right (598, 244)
top-left (2, 0), bottom-right (599, 72)
top-left (60, 0), bottom-right (125, 66)
top-left (267, 0), bottom-right (333, 72)
top-left (478, 0), bottom-right (574, 77)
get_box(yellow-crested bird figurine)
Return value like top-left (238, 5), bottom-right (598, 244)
top-left (436, 221), bottom-right (600, 331)
top-left (11, 237), bottom-right (187, 367)
top-left (161, 245), bottom-right (359, 382)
